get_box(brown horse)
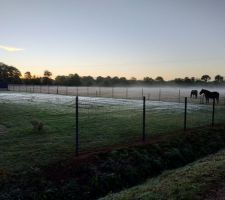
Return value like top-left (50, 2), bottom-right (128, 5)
top-left (199, 89), bottom-right (219, 104)
top-left (190, 90), bottom-right (198, 99)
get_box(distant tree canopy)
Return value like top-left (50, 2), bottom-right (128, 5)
top-left (1, 62), bottom-right (224, 86)
top-left (143, 77), bottom-right (153, 82)
top-left (155, 76), bottom-right (164, 82)
top-left (54, 75), bottom-right (131, 86)
top-left (44, 70), bottom-right (52, 78)
top-left (0, 62), bottom-right (21, 83)
top-left (24, 71), bottom-right (32, 79)
top-left (43, 70), bottom-right (53, 85)
top-left (215, 75), bottom-right (224, 83)
top-left (201, 75), bottom-right (211, 82)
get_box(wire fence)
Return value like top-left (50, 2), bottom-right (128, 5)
top-left (1, 86), bottom-right (225, 156)
top-left (76, 96), bottom-right (225, 154)
top-left (8, 84), bottom-right (225, 105)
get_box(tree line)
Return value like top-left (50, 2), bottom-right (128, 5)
top-left (0, 62), bottom-right (224, 86)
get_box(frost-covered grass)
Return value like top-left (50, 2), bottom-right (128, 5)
top-left (8, 85), bottom-right (225, 103)
top-left (0, 92), bottom-right (225, 172)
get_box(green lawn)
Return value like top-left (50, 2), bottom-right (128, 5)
top-left (100, 149), bottom-right (225, 200)
top-left (0, 92), bottom-right (225, 172)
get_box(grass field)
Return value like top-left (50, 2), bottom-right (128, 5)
top-left (1, 91), bottom-right (225, 173)
top-left (100, 149), bottom-right (225, 200)
top-left (8, 84), bottom-right (225, 103)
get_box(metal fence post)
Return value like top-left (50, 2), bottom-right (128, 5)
top-left (66, 86), bottom-right (68, 95)
top-left (159, 89), bottom-right (161, 101)
top-left (75, 96), bottom-right (79, 156)
top-left (184, 97), bottom-right (187, 131)
top-left (142, 96), bottom-right (146, 142)
top-left (99, 87), bottom-right (101, 97)
top-left (87, 87), bottom-right (89, 96)
top-left (212, 98), bottom-right (215, 127)
top-left (179, 89), bottom-right (181, 103)
top-left (56, 85), bottom-right (59, 94)
top-left (112, 87), bottom-right (114, 98)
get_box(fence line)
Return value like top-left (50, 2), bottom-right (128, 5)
top-left (1, 87), bottom-right (224, 156)
top-left (74, 95), bottom-right (221, 156)
top-left (8, 84), bottom-right (225, 105)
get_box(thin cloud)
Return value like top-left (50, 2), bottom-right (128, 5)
top-left (0, 45), bottom-right (24, 52)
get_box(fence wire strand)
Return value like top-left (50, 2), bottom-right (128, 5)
top-left (3, 85), bottom-right (225, 152)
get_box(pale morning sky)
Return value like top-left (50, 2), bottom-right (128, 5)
top-left (1, 0), bottom-right (225, 80)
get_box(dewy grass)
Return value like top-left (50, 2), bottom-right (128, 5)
top-left (0, 92), bottom-right (225, 172)
top-left (100, 149), bottom-right (225, 200)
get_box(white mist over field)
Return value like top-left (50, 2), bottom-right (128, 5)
top-left (7, 85), bottom-right (225, 103)
top-left (0, 90), bottom-right (218, 113)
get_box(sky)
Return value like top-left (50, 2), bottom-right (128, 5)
top-left (1, 0), bottom-right (225, 80)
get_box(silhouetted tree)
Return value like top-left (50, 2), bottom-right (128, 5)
top-left (3, 62), bottom-right (225, 87)
top-left (44, 70), bottom-right (52, 78)
top-left (31, 76), bottom-right (42, 85)
top-left (184, 77), bottom-right (192, 84)
top-left (55, 75), bottom-right (67, 85)
top-left (201, 75), bottom-right (211, 82)
top-left (214, 75), bottom-right (224, 83)
top-left (174, 78), bottom-right (184, 84)
top-left (155, 76), bottom-right (164, 82)
top-left (129, 77), bottom-right (137, 85)
top-left (23, 71), bottom-right (32, 84)
top-left (81, 76), bottom-right (94, 86)
top-left (96, 76), bottom-right (104, 86)
top-left (24, 71), bottom-right (32, 79)
top-left (68, 74), bottom-right (81, 86)
top-left (190, 77), bottom-right (196, 83)
top-left (103, 76), bottom-right (112, 86)
top-left (143, 77), bottom-right (154, 84)
top-left (0, 62), bottom-right (21, 83)
top-left (119, 77), bottom-right (128, 85)
top-left (43, 70), bottom-right (53, 85)
top-left (111, 76), bottom-right (120, 85)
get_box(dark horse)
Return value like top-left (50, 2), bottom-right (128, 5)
top-left (199, 89), bottom-right (219, 104)
top-left (190, 90), bottom-right (198, 99)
